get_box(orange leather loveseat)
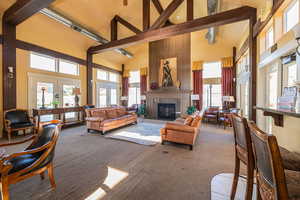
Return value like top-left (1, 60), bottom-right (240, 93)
top-left (160, 114), bottom-right (202, 150)
top-left (85, 107), bottom-right (137, 134)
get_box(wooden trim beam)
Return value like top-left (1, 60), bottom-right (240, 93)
top-left (111, 17), bottom-right (118, 41)
top-left (89, 6), bottom-right (257, 54)
top-left (249, 12), bottom-right (257, 122)
top-left (151, 0), bottom-right (173, 26)
top-left (232, 47), bottom-right (237, 108)
top-left (4, 0), bottom-right (55, 25)
top-left (86, 53), bottom-right (93, 105)
top-left (150, 0), bottom-right (184, 30)
top-left (115, 15), bottom-right (142, 34)
top-left (187, 0), bottom-right (194, 21)
top-left (143, 0), bottom-right (150, 31)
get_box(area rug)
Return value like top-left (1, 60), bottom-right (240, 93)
top-left (105, 120), bottom-right (165, 146)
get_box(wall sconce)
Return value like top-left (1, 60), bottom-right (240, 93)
top-left (8, 66), bottom-right (14, 79)
top-left (293, 25), bottom-right (300, 56)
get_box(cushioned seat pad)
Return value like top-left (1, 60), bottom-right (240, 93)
top-left (10, 122), bottom-right (34, 129)
top-left (285, 170), bottom-right (300, 199)
top-left (8, 154), bottom-right (39, 174)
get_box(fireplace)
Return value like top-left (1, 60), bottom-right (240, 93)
top-left (158, 103), bottom-right (176, 120)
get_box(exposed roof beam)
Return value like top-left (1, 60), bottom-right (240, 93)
top-left (187, 0), bottom-right (194, 21)
top-left (143, 0), bottom-right (150, 31)
top-left (115, 15), bottom-right (142, 34)
top-left (150, 0), bottom-right (184, 30)
top-left (89, 6), bottom-right (256, 54)
top-left (4, 0), bottom-right (55, 25)
top-left (151, 0), bottom-right (174, 26)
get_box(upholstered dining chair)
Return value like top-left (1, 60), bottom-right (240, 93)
top-left (0, 121), bottom-right (62, 200)
top-left (4, 109), bottom-right (37, 142)
top-left (230, 114), bottom-right (255, 200)
top-left (248, 122), bottom-right (300, 200)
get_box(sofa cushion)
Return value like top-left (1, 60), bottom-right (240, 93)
top-left (92, 110), bottom-right (107, 119)
top-left (184, 117), bottom-right (193, 126)
top-left (165, 122), bottom-right (195, 133)
top-left (106, 109), bottom-right (118, 119)
top-left (116, 108), bottom-right (126, 117)
top-left (86, 117), bottom-right (104, 122)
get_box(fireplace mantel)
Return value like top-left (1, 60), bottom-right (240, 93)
top-left (146, 88), bottom-right (192, 119)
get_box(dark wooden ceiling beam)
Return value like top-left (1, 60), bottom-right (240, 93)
top-left (115, 15), bottom-right (142, 34)
top-left (150, 0), bottom-right (184, 30)
top-left (4, 0), bottom-right (55, 25)
top-left (89, 6), bottom-right (256, 54)
top-left (187, 0), bottom-right (194, 21)
top-left (151, 0), bottom-right (174, 26)
top-left (143, 0), bottom-right (150, 31)
top-left (111, 17), bottom-right (118, 41)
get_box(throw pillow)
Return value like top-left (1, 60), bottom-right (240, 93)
top-left (191, 116), bottom-right (202, 127)
top-left (184, 116), bottom-right (193, 126)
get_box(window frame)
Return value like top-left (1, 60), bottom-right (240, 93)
top-left (30, 52), bottom-right (79, 76)
top-left (283, 0), bottom-right (299, 33)
top-left (129, 70), bottom-right (141, 84)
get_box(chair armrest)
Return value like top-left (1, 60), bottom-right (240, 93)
top-left (0, 136), bottom-right (36, 147)
top-left (85, 117), bottom-right (104, 122)
top-left (4, 120), bottom-right (11, 129)
top-left (165, 122), bottom-right (195, 133)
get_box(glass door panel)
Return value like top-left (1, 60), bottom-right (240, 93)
top-left (63, 85), bottom-right (76, 119)
top-left (37, 82), bottom-right (54, 122)
top-left (99, 88), bottom-right (107, 107)
top-left (111, 89), bottom-right (117, 105)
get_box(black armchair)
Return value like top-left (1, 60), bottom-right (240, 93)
top-left (0, 121), bottom-right (62, 200)
top-left (4, 109), bottom-right (37, 142)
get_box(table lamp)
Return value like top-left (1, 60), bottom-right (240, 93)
top-left (72, 87), bottom-right (81, 107)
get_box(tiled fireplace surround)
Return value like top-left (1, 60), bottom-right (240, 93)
top-left (146, 88), bottom-right (191, 119)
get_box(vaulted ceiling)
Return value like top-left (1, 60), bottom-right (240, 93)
top-left (1, 0), bottom-right (266, 65)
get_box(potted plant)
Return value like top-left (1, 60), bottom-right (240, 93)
top-left (186, 106), bottom-right (196, 115)
top-left (52, 101), bottom-right (60, 109)
top-left (138, 104), bottom-right (147, 118)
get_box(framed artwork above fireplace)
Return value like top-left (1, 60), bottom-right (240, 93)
top-left (159, 57), bottom-right (179, 88)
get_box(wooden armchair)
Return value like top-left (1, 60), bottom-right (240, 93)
top-left (203, 106), bottom-right (219, 123)
top-left (4, 109), bottom-right (37, 142)
top-left (0, 121), bottom-right (62, 200)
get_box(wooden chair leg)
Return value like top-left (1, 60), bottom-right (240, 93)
top-left (7, 130), bottom-right (11, 143)
top-left (48, 164), bottom-right (56, 189)
top-left (23, 129), bottom-right (26, 136)
top-left (230, 156), bottom-right (240, 200)
top-left (0, 178), bottom-right (10, 200)
top-left (40, 172), bottom-right (45, 180)
top-left (245, 165), bottom-right (254, 200)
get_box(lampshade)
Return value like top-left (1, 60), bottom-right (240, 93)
top-left (140, 95), bottom-right (146, 100)
top-left (120, 96), bottom-right (128, 101)
top-left (72, 87), bottom-right (81, 95)
top-left (293, 24), bottom-right (300, 39)
top-left (223, 96), bottom-right (235, 102)
top-left (191, 94), bottom-right (200, 101)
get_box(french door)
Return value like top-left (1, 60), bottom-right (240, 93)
top-left (28, 73), bottom-right (80, 121)
top-left (96, 82), bottom-right (119, 108)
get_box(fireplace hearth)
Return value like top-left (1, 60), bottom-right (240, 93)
top-left (158, 103), bottom-right (176, 120)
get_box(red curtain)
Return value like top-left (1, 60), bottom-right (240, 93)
top-left (140, 75), bottom-right (147, 95)
top-left (193, 70), bottom-right (203, 111)
top-left (221, 68), bottom-right (234, 96)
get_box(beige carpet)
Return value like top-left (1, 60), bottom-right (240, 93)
top-left (1, 122), bottom-right (245, 200)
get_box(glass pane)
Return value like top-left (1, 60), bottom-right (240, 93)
top-left (59, 60), bottom-right (78, 75)
top-left (111, 89), bottom-right (117, 105)
top-left (37, 82), bottom-right (54, 108)
top-left (288, 64), bottom-right (297, 86)
top-left (203, 62), bottom-right (221, 78)
top-left (129, 71), bottom-right (140, 83)
top-left (269, 71), bottom-right (278, 108)
top-left (37, 82), bottom-right (54, 122)
top-left (203, 84), bottom-right (210, 108)
top-left (30, 53), bottom-right (56, 72)
top-left (99, 88), bottom-right (107, 107)
top-left (211, 84), bottom-right (222, 107)
top-left (109, 73), bottom-right (118, 82)
top-left (97, 70), bottom-right (108, 80)
top-left (63, 85), bottom-right (76, 119)
top-left (285, 0), bottom-right (299, 32)
top-left (266, 27), bottom-right (274, 49)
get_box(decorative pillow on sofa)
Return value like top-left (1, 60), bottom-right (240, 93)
top-left (191, 116), bottom-right (202, 127)
top-left (184, 116), bottom-right (193, 126)
top-left (92, 110), bottom-right (107, 119)
top-left (116, 108), bottom-right (126, 117)
top-left (106, 109), bottom-right (118, 119)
